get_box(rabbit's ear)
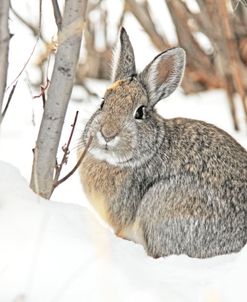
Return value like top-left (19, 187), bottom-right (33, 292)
top-left (139, 48), bottom-right (185, 107)
top-left (112, 28), bottom-right (136, 81)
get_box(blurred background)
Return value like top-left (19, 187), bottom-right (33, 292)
top-left (1, 0), bottom-right (247, 203)
top-left (6, 0), bottom-right (247, 130)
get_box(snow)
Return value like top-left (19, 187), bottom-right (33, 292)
top-left (0, 160), bottom-right (247, 302)
top-left (1, 86), bottom-right (247, 302)
top-left (1, 0), bottom-right (247, 300)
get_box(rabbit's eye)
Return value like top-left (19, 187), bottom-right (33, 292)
top-left (134, 105), bottom-right (146, 120)
top-left (100, 99), bottom-right (105, 110)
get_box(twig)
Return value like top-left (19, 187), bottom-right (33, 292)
top-left (7, 37), bottom-right (40, 90)
top-left (7, 0), bottom-right (43, 90)
top-left (10, 5), bottom-right (46, 43)
top-left (33, 80), bottom-right (50, 98)
top-left (80, 80), bottom-right (99, 98)
top-left (33, 79), bottom-right (50, 109)
top-left (24, 71), bottom-right (37, 126)
top-left (51, 0), bottom-right (62, 31)
top-left (117, 2), bottom-right (127, 30)
top-left (0, 0), bottom-right (10, 124)
top-left (232, 0), bottom-right (247, 9)
top-left (34, 49), bottom-right (54, 109)
top-left (1, 81), bottom-right (18, 123)
top-left (53, 111), bottom-right (79, 185)
top-left (219, 1), bottom-right (247, 119)
top-left (225, 74), bottom-right (239, 131)
top-left (87, 0), bottom-right (103, 13)
top-left (125, 0), bottom-right (169, 50)
top-left (41, 91), bottom-right (46, 109)
top-left (52, 135), bottom-right (93, 190)
top-left (38, 0), bottom-right (42, 32)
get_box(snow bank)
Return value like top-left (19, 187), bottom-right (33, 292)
top-left (0, 161), bottom-right (247, 302)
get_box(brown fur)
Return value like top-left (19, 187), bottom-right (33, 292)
top-left (107, 79), bottom-right (125, 92)
top-left (79, 153), bottom-right (128, 229)
top-left (78, 28), bottom-right (247, 258)
top-left (116, 219), bottom-right (146, 248)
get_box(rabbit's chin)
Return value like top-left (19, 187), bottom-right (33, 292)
top-left (89, 147), bottom-right (132, 166)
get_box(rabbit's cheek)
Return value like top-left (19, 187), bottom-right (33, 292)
top-left (96, 131), bottom-right (107, 146)
top-left (108, 136), bottom-right (122, 148)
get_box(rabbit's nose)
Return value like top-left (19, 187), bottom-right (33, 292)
top-left (100, 125), bottom-right (118, 142)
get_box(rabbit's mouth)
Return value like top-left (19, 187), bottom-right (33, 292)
top-left (88, 141), bottom-right (131, 166)
top-left (95, 131), bottom-right (120, 147)
top-left (86, 130), bottom-right (134, 165)
top-left (89, 146), bottom-right (131, 166)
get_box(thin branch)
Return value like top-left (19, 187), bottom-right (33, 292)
top-left (30, 46), bottom-right (52, 108)
top-left (10, 1), bottom-right (46, 43)
top-left (219, 1), bottom-right (247, 118)
top-left (51, 0), bottom-right (62, 31)
top-left (117, 2), bottom-right (127, 30)
top-left (54, 110), bottom-right (79, 185)
top-left (241, 0), bottom-right (247, 7)
top-left (232, 0), bottom-right (247, 9)
top-left (87, 0), bottom-right (103, 13)
top-left (7, 37), bottom-right (40, 90)
top-left (33, 79), bottom-right (50, 108)
top-left (7, 0), bottom-right (43, 90)
top-left (225, 74), bottom-right (239, 131)
top-left (10, 8), bottom-right (40, 39)
top-left (24, 72), bottom-right (37, 126)
top-left (0, 0), bottom-right (10, 124)
top-left (52, 135), bottom-right (93, 190)
top-left (1, 81), bottom-right (18, 123)
top-left (81, 82), bottom-right (99, 98)
top-left (39, 0), bottom-right (42, 30)
top-left (125, 0), bottom-right (170, 50)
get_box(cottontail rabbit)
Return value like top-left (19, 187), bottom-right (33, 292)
top-left (79, 28), bottom-right (247, 258)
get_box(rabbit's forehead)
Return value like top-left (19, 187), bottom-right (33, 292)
top-left (104, 79), bottom-right (146, 109)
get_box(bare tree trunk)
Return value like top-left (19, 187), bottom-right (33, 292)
top-left (30, 0), bottom-right (88, 199)
top-left (0, 0), bottom-right (10, 124)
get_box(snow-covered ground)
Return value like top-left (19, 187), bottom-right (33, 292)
top-left (1, 0), bottom-right (247, 301)
top-left (1, 160), bottom-right (247, 302)
top-left (1, 76), bottom-right (247, 302)
top-left (1, 151), bottom-right (247, 302)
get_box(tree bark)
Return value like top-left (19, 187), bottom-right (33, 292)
top-left (0, 0), bottom-right (10, 124)
top-left (30, 0), bottom-right (88, 199)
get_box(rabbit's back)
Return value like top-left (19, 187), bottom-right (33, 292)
top-left (134, 117), bottom-right (247, 257)
top-left (165, 118), bottom-right (247, 187)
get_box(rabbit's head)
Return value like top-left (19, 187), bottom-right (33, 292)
top-left (83, 28), bottom-right (186, 166)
